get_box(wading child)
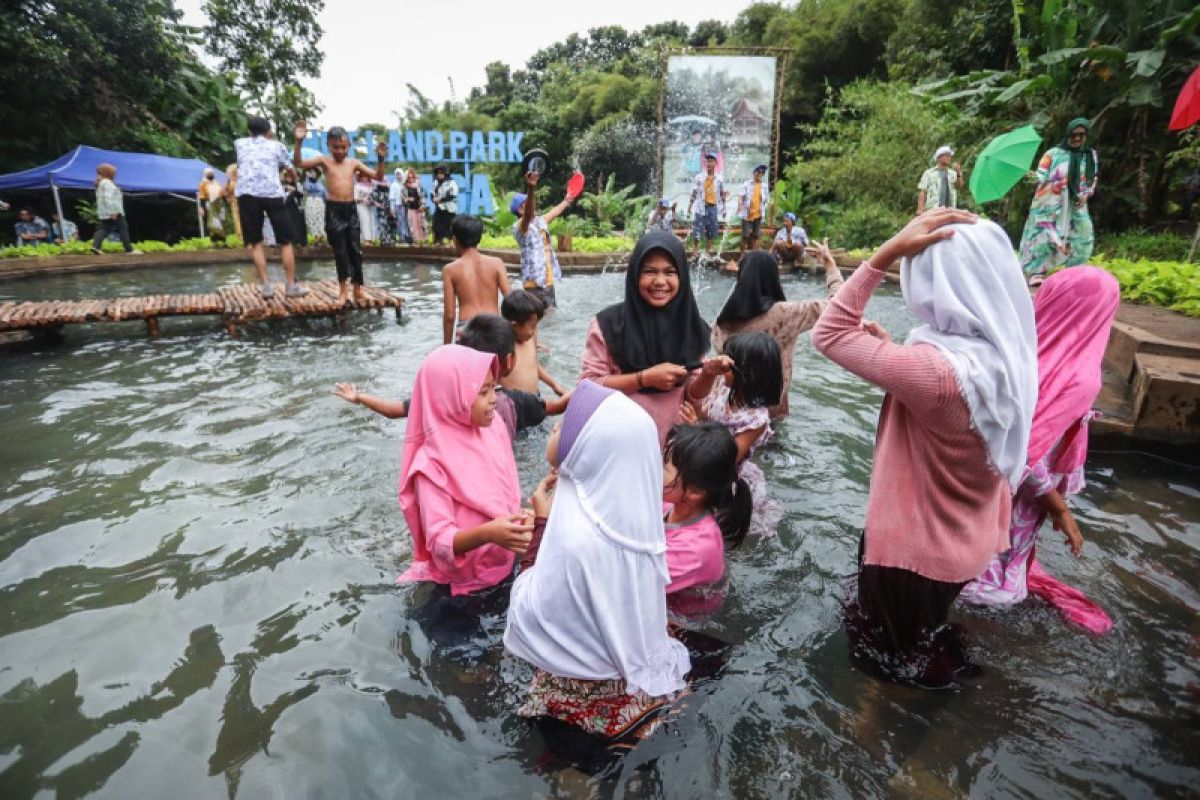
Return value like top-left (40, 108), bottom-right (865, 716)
top-left (500, 289), bottom-right (567, 398)
top-left (959, 266), bottom-right (1119, 633)
top-left (441, 215), bottom-right (511, 344)
top-left (334, 315), bottom-right (567, 441)
top-left (293, 121), bottom-right (387, 305)
top-left (513, 171), bottom-right (575, 309)
top-left (396, 344), bottom-right (532, 596)
top-left (662, 423), bottom-right (750, 618)
top-left (687, 332), bottom-right (782, 502)
top-left (505, 380), bottom-right (690, 741)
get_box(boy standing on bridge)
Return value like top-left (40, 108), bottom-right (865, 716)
top-left (441, 215), bottom-right (511, 344)
top-left (293, 121), bottom-right (387, 305)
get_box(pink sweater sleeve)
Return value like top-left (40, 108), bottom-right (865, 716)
top-left (580, 317), bottom-right (618, 383)
top-left (414, 475), bottom-right (468, 574)
top-left (812, 263), bottom-right (955, 416)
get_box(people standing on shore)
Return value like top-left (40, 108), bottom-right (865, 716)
top-left (302, 169), bottom-right (326, 242)
top-left (687, 153), bottom-right (727, 257)
top-left (91, 164), bottom-right (136, 255)
top-left (293, 121), bottom-right (388, 305)
top-left (737, 164), bottom-right (770, 255)
top-left (355, 174), bottom-right (376, 244)
top-left (198, 168), bottom-right (226, 239)
top-left (916, 146), bottom-right (963, 213)
top-left (404, 169), bottom-right (427, 244)
top-left (513, 170), bottom-right (575, 309)
top-left (431, 165), bottom-right (459, 245)
top-left (389, 168), bottom-right (412, 244)
top-left (372, 176), bottom-right (394, 245)
top-left (282, 167), bottom-right (307, 245)
top-left (1018, 118), bottom-right (1099, 286)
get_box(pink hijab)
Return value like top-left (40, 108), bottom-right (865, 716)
top-left (1027, 266), bottom-right (1120, 474)
top-left (398, 345), bottom-right (520, 562)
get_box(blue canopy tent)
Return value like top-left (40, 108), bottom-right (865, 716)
top-left (0, 146), bottom-right (227, 236)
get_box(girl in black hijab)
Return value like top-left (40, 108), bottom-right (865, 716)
top-left (580, 230), bottom-right (722, 446)
top-left (711, 242), bottom-right (845, 418)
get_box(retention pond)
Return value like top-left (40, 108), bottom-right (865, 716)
top-left (1, 259), bottom-right (1197, 797)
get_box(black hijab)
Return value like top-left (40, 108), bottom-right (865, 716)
top-left (596, 231), bottom-right (711, 386)
top-left (715, 251), bottom-right (786, 326)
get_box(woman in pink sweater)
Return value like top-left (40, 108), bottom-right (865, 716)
top-left (812, 209), bottom-right (1037, 687)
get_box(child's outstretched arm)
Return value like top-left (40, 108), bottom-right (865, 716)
top-left (544, 390), bottom-right (572, 416)
top-left (292, 121), bottom-right (324, 170)
top-left (537, 364), bottom-right (566, 396)
top-left (333, 383), bottom-right (407, 418)
top-left (684, 355), bottom-right (735, 403)
top-left (519, 172), bottom-right (538, 236)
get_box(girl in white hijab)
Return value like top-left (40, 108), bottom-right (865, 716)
top-left (812, 209), bottom-right (1037, 687)
top-left (505, 379), bottom-right (691, 740)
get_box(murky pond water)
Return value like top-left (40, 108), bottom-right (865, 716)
top-left (1, 259), bottom-right (1197, 798)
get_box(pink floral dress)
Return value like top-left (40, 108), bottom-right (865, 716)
top-left (959, 424), bottom-right (1085, 606)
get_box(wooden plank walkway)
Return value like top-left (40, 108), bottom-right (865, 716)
top-left (0, 280), bottom-right (403, 338)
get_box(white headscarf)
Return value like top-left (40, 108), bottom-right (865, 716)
top-left (503, 392), bottom-right (690, 697)
top-left (902, 220), bottom-right (1037, 490)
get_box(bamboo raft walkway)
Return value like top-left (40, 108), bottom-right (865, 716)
top-left (0, 280), bottom-right (404, 339)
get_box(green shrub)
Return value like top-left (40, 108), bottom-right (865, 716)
top-left (1095, 230), bottom-right (1192, 262)
top-left (820, 202), bottom-right (911, 250)
top-left (1092, 257), bottom-right (1200, 318)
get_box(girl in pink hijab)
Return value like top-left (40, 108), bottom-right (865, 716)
top-left (397, 344), bottom-right (530, 595)
top-left (959, 266), bottom-right (1120, 633)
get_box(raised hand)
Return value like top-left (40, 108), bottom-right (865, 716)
top-left (531, 473), bottom-right (558, 518)
top-left (332, 382), bottom-right (359, 404)
top-left (375, 140), bottom-right (388, 160)
top-left (877, 207), bottom-right (978, 264)
top-left (293, 120), bottom-right (308, 142)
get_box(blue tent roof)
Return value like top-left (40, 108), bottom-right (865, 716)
top-left (0, 146), bottom-right (226, 194)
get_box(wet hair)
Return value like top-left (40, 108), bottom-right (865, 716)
top-left (327, 126), bottom-right (348, 143)
top-left (723, 332), bottom-right (783, 409)
top-left (501, 289), bottom-right (546, 324)
top-left (451, 215), bottom-right (483, 248)
top-left (458, 313), bottom-right (516, 358)
top-left (665, 423), bottom-right (751, 548)
top-left (247, 116), bottom-right (271, 136)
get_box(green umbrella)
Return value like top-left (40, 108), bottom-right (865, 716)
top-left (969, 125), bottom-right (1043, 203)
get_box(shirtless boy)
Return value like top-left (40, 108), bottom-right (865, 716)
top-left (499, 289), bottom-right (567, 399)
top-left (441, 215), bottom-right (511, 344)
top-left (293, 120), bottom-right (387, 304)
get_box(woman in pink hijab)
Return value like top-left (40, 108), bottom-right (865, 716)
top-left (959, 266), bottom-right (1120, 633)
top-left (397, 344), bottom-right (530, 596)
